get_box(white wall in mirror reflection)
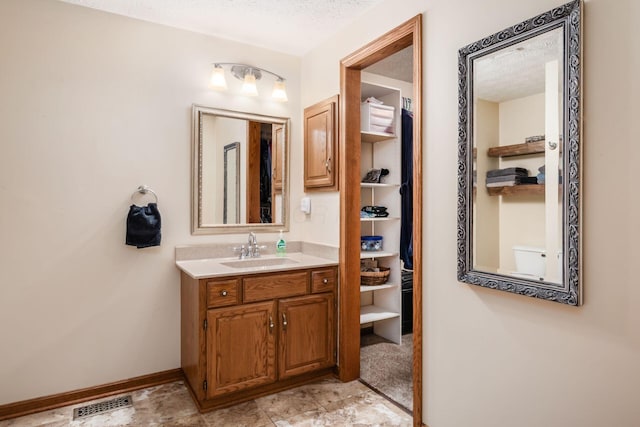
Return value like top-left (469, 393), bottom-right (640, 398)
top-left (201, 115), bottom-right (247, 225)
top-left (472, 27), bottom-right (564, 284)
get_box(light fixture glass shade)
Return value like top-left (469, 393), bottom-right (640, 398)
top-left (209, 65), bottom-right (227, 90)
top-left (241, 73), bottom-right (259, 96)
top-left (272, 79), bottom-right (288, 102)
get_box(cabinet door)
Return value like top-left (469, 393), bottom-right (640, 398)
top-left (304, 95), bottom-right (338, 191)
top-left (278, 294), bottom-right (335, 379)
top-left (206, 301), bottom-right (276, 398)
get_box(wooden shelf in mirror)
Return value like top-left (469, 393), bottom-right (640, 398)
top-left (487, 140), bottom-right (545, 158)
top-left (487, 184), bottom-right (544, 196)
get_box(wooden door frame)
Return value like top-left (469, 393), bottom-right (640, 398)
top-left (338, 15), bottom-right (423, 426)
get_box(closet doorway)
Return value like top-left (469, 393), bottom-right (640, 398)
top-left (338, 15), bottom-right (422, 427)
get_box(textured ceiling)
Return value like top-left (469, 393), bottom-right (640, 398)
top-left (365, 46), bottom-right (413, 83)
top-left (58, 0), bottom-right (385, 56)
top-left (474, 28), bottom-right (563, 103)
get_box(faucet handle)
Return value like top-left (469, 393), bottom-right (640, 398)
top-left (233, 245), bottom-right (248, 259)
top-left (252, 244), bottom-right (267, 257)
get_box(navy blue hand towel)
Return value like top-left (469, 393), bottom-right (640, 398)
top-left (126, 203), bottom-right (161, 248)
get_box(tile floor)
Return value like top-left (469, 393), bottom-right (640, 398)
top-left (0, 378), bottom-right (412, 426)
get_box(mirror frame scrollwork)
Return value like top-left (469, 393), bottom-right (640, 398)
top-left (191, 105), bottom-right (290, 235)
top-left (457, 0), bottom-right (583, 305)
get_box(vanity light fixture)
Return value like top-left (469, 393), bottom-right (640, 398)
top-left (209, 63), bottom-right (288, 102)
top-left (209, 64), bottom-right (227, 90)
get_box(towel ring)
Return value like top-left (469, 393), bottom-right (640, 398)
top-left (131, 185), bottom-right (158, 203)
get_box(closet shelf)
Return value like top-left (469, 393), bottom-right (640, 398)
top-left (360, 183), bottom-right (399, 189)
top-left (360, 217), bottom-right (400, 223)
top-left (360, 251), bottom-right (399, 259)
top-left (361, 131), bottom-right (396, 143)
top-left (360, 305), bottom-right (401, 324)
top-left (360, 283), bottom-right (398, 293)
top-left (487, 140), bottom-right (545, 158)
top-left (487, 184), bottom-right (545, 196)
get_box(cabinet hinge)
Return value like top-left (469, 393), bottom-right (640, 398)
top-left (203, 319), bottom-right (208, 330)
top-left (203, 380), bottom-right (207, 391)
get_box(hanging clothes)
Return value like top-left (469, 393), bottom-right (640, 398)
top-left (259, 133), bottom-right (273, 223)
top-left (400, 108), bottom-right (413, 270)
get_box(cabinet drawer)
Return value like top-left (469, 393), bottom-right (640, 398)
top-left (206, 279), bottom-right (240, 308)
top-left (243, 271), bottom-right (308, 303)
top-left (311, 268), bottom-right (337, 293)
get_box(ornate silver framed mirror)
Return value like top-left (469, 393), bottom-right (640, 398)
top-left (457, 0), bottom-right (582, 305)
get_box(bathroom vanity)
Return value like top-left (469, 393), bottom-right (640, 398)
top-left (177, 250), bottom-right (338, 412)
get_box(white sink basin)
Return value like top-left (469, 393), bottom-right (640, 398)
top-left (221, 257), bottom-right (299, 269)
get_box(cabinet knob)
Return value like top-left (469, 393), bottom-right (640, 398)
top-left (322, 278), bottom-right (329, 284)
top-left (220, 290), bottom-right (228, 297)
top-left (325, 157), bottom-right (332, 173)
top-left (269, 315), bottom-right (274, 332)
top-left (282, 313), bottom-right (288, 330)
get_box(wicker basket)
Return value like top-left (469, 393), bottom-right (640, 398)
top-left (360, 267), bottom-right (390, 286)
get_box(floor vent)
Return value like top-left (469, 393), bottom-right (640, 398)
top-left (72, 395), bottom-right (133, 420)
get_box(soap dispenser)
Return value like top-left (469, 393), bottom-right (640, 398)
top-left (276, 230), bottom-right (286, 256)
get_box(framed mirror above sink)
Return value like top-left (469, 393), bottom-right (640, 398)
top-left (192, 105), bottom-right (290, 234)
top-left (457, 0), bottom-right (582, 305)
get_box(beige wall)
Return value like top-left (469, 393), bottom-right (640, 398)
top-left (498, 93), bottom-right (546, 273)
top-left (0, 0), bottom-right (300, 404)
top-left (200, 114), bottom-right (219, 224)
top-left (2, 0), bottom-right (640, 426)
top-left (303, 0), bottom-right (640, 426)
top-left (201, 116), bottom-right (249, 225)
top-left (474, 99), bottom-right (500, 271)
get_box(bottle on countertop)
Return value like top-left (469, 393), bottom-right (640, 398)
top-left (276, 230), bottom-right (286, 256)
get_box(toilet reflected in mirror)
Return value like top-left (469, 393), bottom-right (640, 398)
top-left (512, 245), bottom-right (561, 282)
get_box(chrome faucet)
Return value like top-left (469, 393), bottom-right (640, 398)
top-left (247, 232), bottom-right (264, 258)
top-left (234, 232), bottom-right (264, 259)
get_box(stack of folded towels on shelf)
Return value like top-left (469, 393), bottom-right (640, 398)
top-left (486, 167), bottom-right (538, 187)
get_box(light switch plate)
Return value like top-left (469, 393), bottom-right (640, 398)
top-left (300, 197), bottom-right (311, 214)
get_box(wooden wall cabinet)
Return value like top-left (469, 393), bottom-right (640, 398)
top-left (304, 95), bottom-right (339, 191)
top-left (181, 266), bottom-right (337, 412)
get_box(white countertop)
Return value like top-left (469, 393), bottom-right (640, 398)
top-left (176, 252), bottom-right (338, 279)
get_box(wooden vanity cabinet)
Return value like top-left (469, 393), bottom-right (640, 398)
top-left (278, 293), bottom-right (334, 379)
top-left (180, 266), bottom-right (337, 412)
top-left (206, 300), bottom-right (276, 398)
